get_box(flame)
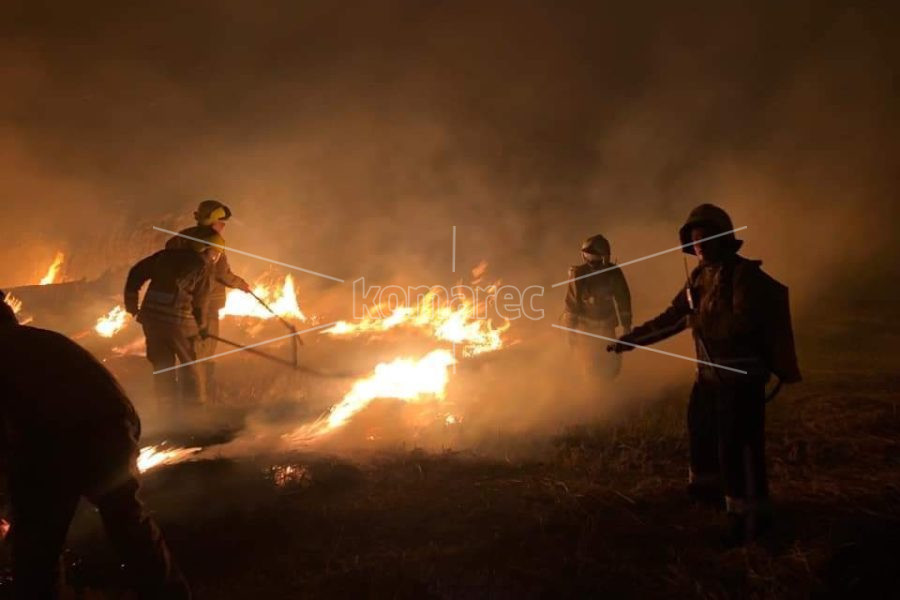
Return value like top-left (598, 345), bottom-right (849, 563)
top-left (289, 349), bottom-right (457, 441)
top-left (95, 305), bottom-right (129, 337)
top-left (324, 287), bottom-right (508, 357)
top-left (39, 251), bottom-right (66, 285)
top-left (137, 444), bottom-right (201, 473)
top-left (112, 337), bottom-right (146, 357)
top-left (3, 293), bottom-right (23, 315)
top-left (220, 274), bottom-right (306, 321)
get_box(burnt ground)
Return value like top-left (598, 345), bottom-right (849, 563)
top-left (3, 316), bottom-right (900, 599)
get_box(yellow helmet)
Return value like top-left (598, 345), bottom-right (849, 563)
top-left (194, 200), bottom-right (232, 226)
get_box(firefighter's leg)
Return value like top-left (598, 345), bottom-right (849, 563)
top-left (9, 471), bottom-right (80, 599)
top-left (92, 477), bottom-right (191, 600)
top-left (740, 382), bottom-right (771, 540)
top-left (715, 382), bottom-right (772, 544)
top-left (170, 328), bottom-right (206, 406)
top-left (202, 311), bottom-right (220, 402)
top-left (142, 323), bottom-right (178, 407)
top-left (686, 380), bottom-right (721, 504)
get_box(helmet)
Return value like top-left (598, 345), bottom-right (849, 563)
top-left (188, 230), bottom-right (227, 254)
top-left (678, 204), bottom-right (742, 255)
top-left (194, 200), bottom-right (232, 226)
top-left (581, 234), bottom-right (611, 265)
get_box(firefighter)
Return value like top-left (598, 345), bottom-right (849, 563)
top-left (562, 234), bottom-right (633, 379)
top-left (608, 204), bottom-right (801, 544)
top-left (0, 291), bottom-right (190, 599)
top-left (125, 230), bottom-right (223, 408)
top-left (166, 200), bottom-right (251, 400)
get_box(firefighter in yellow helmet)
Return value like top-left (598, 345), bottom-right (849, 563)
top-left (125, 229), bottom-right (224, 408)
top-left (562, 234), bottom-right (632, 379)
top-left (609, 204), bottom-right (801, 545)
top-left (165, 200), bottom-right (251, 401)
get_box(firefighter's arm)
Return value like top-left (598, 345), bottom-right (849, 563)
top-left (610, 286), bottom-right (690, 352)
top-left (191, 266), bottom-right (213, 333)
top-left (215, 254), bottom-right (251, 292)
top-left (123, 253), bottom-right (157, 315)
top-left (561, 270), bottom-right (582, 330)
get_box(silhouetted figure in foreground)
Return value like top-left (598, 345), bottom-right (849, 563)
top-left (0, 291), bottom-right (190, 599)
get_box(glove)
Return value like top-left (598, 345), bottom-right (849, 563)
top-left (606, 332), bottom-right (637, 354)
top-left (198, 328), bottom-right (210, 340)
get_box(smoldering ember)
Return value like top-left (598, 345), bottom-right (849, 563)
top-left (1, 2), bottom-right (898, 599)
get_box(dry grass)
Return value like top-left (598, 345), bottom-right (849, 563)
top-left (42, 359), bottom-right (898, 599)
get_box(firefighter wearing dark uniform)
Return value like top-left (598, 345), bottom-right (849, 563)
top-left (563, 234), bottom-right (633, 379)
top-left (609, 204), bottom-right (801, 544)
top-left (0, 293), bottom-right (190, 599)
top-left (125, 232), bottom-right (221, 407)
top-left (165, 201), bottom-right (250, 400)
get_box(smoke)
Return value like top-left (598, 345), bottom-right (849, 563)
top-left (2, 1), bottom-right (897, 453)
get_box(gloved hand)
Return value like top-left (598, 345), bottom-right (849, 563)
top-left (198, 328), bottom-right (210, 340)
top-left (607, 332), bottom-right (637, 354)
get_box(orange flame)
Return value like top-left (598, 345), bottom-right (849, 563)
top-left (39, 251), bottom-right (66, 285)
top-left (288, 349), bottom-right (457, 442)
top-left (95, 305), bottom-right (129, 337)
top-left (324, 287), bottom-right (508, 357)
top-left (220, 274), bottom-right (306, 321)
top-left (3, 293), bottom-right (23, 315)
top-left (137, 444), bottom-right (201, 473)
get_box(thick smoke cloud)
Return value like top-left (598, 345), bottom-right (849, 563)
top-left (2, 1), bottom-right (897, 447)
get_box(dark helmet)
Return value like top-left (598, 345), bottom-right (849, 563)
top-left (678, 204), bottom-right (743, 255)
top-left (581, 234), bottom-right (611, 264)
top-left (194, 200), bottom-right (232, 226)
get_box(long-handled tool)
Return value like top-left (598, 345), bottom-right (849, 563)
top-left (206, 333), bottom-right (361, 378)
top-left (245, 289), bottom-right (302, 370)
top-left (248, 290), bottom-right (301, 342)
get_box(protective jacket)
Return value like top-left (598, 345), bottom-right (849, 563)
top-left (626, 255), bottom-right (801, 383)
top-left (166, 225), bottom-right (249, 310)
top-left (563, 264), bottom-right (632, 330)
top-left (0, 322), bottom-right (140, 483)
top-left (124, 248), bottom-right (211, 332)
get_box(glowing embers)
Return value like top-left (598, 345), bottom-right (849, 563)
top-left (137, 444), bottom-right (201, 473)
top-left (267, 463), bottom-right (312, 489)
top-left (220, 274), bottom-right (306, 321)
